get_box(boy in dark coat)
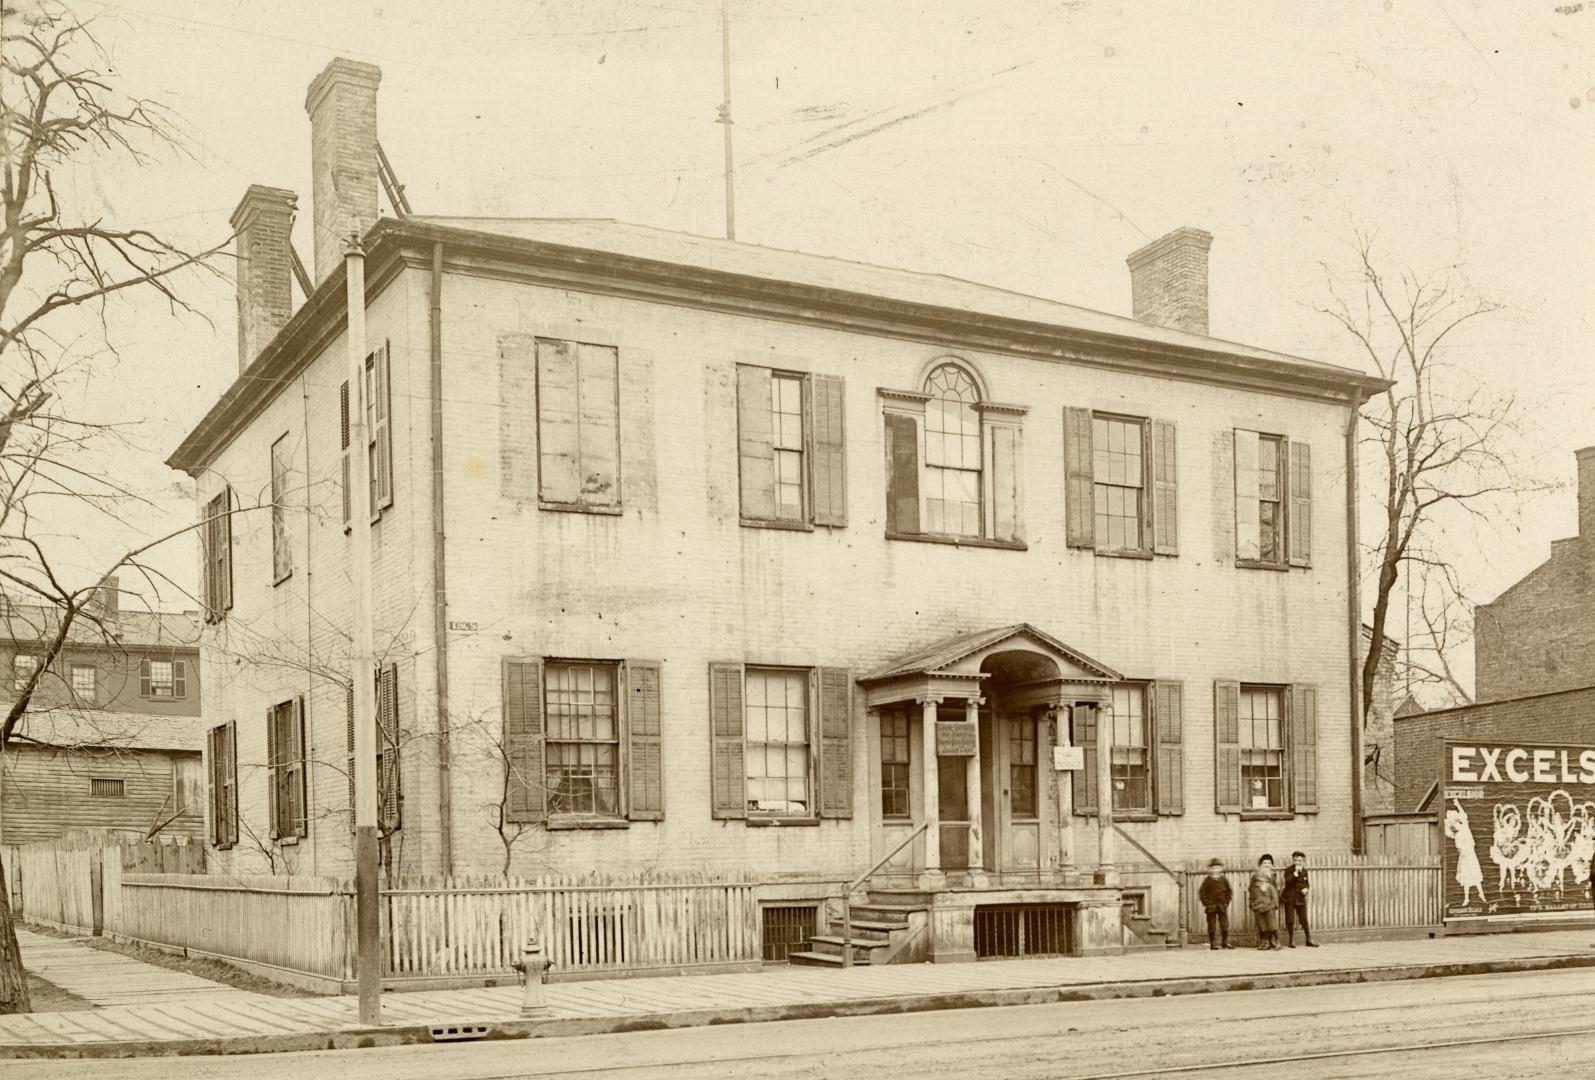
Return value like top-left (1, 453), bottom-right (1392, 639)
top-left (1199, 858), bottom-right (1235, 950)
top-left (1281, 850), bottom-right (1317, 947)
top-left (1249, 854), bottom-right (1281, 950)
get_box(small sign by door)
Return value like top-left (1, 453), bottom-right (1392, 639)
top-left (935, 721), bottom-right (977, 756)
top-left (1051, 745), bottom-right (1084, 771)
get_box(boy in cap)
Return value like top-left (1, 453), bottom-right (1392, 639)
top-left (1198, 858), bottom-right (1235, 950)
top-left (1281, 850), bottom-right (1317, 947)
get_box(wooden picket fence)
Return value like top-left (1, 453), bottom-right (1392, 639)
top-left (382, 873), bottom-right (762, 981)
top-left (2, 833), bottom-right (205, 933)
top-left (1183, 853), bottom-right (1442, 942)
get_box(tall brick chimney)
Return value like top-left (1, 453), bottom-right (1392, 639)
top-left (1126, 227), bottom-right (1214, 336)
top-left (305, 58), bottom-right (381, 282)
top-left (229, 185), bottom-right (297, 372)
top-left (1577, 445), bottom-right (1595, 543)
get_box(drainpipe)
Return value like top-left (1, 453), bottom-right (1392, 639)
top-left (1346, 382), bottom-right (1364, 856)
top-left (429, 240), bottom-right (454, 876)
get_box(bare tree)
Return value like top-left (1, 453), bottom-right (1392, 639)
top-left (0, 6), bottom-right (228, 1011)
top-left (1319, 233), bottom-right (1524, 735)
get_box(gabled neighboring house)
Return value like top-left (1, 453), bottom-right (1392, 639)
top-left (0, 579), bottom-right (204, 844)
top-left (167, 59), bottom-right (1384, 961)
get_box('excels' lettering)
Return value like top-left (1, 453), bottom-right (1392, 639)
top-left (1449, 745), bottom-right (1595, 785)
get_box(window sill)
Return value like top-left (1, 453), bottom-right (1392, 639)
top-left (1094, 549), bottom-right (1153, 561)
top-left (884, 532), bottom-right (1027, 552)
top-left (1235, 560), bottom-right (1290, 572)
top-left (547, 816), bottom-right (630, 831)
top-left (276, 835), bottom-right (301, 847)
top-left (213, 843), bottom-right (235, 851)
top-left (1240, 811), bottom-right (1294, 821)
top-left (539, 501), bottom-right (623, 516)
top-left (740, 518), bottom-right (813, 533)
top-left (745, 816), bottom-right (821, 828)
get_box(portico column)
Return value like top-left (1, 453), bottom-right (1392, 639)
top-left (1055, 705), bottom-right (1074, 878)
top-left (964, 696), bottom-right (984, 877)
top-left (1095, 701), bottom-right (1117, 886)
top-left (920, 697), bottom-right (941, 879)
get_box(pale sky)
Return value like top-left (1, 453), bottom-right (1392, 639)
top-left (36, 0), bottom-right (1595, 694)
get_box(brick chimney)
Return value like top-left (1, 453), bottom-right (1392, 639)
top-left (87, 574), bottom-right (119, 619)
top-left (1126, 227), bottom-right (1214, 336)
top-left (1577, 445), bottom-right (1595, 543)
top-left (229, 185), bottom-right (297, 372)
top-left (304, 58), bottom-right (381, 282)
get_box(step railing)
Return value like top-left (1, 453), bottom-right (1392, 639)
top-left (840, 822), bottom-right (929, 968)
top-left (1112, 823), bottom-right (1188, 947)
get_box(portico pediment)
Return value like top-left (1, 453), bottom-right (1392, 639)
top-left (859, 624), bottom-right (1121, 708)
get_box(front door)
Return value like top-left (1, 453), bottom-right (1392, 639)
top-left (982, 707), bottom-right (1043, 875)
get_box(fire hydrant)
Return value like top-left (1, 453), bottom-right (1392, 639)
top-left (513, 938), bottom-right (551, 1018)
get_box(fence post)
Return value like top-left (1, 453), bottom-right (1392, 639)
top-left (89, 853), bottom-right (104, 936)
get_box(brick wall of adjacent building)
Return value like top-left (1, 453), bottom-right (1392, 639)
top-left (196, 257), bottom-right (1364, 884)
top-left (1474, 447), bottom-right (1595, 703)
top-left (1361, 626), bottom-right (1399, 813)
top-left (1392, 685), bottom-right (1595, 812)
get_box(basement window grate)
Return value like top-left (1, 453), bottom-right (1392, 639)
top-left (974, 903), bottom-right (1075, 959)
top-left (762, 904), bottom-right (819, 962)
top-left (89, 778), bottom-right (125, 798)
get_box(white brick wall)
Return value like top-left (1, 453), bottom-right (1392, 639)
top-left (196, 260), bottom-right (1360, 884)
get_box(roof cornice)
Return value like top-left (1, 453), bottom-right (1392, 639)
top-left (168, 219), bottom-right (1390, 473)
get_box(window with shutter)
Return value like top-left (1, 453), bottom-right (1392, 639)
top-left (708, 662), bottom-right (746, 819)
top-left (1236, 430), bottom-right (1304, 569)
top-left (208, 722), bottom-right (237, 848)
top-left (536, 339), bottom-right (620, 511)
top-left (1106, 684), bottom-right (1150, 814)
top-left (543, 661), bottom-right (621, 818)
top-left (735, 366), bottom-right (848, 529)
top-left (365, 344), bottom-right (394, 519)
top-left (1068, 411), bottom-right (1178, 558)
top-left (502, 658), bottom-right (546, 824)
top-left (377, 664), bottom-right (401, 832)
top-left (267, 698), bottom-right (307, 841)
top-left (1152, 681), bottom-right (1184, 816)
top-left (202, 489), bottom-right (233, 623)
top-left (881, 362), bottom-right (1024, 547)
top-left (817, 667), bottom-right (853, 819)
top-left (1289, 684), bottom-right (1318, 813)
top-left (627, 660), bottom-right (664, 822)
top-left (1213, 681), bottom-right (1242, 814)
top-left (270, 433), bottom-right (292, 584)
top-left (744, 667), bottom-right (812, 817)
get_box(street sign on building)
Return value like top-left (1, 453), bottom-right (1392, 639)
top-left (1439, 740), bottom-right (1595, 923)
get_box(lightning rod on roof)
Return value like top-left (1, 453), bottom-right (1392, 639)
top-left (718, 0), bottom-right (735, 241)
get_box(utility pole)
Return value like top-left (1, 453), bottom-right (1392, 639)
top-left (344, 237), bottom-right (382, 1025)
top-left (717, 0), bottom-right (735, 240)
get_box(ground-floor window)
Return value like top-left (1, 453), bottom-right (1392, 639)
top-left (880, 710), bottom-right (910, 818)
top-left (1109, 684), bottom-right (1150, 814)
top-left (544, 661), bottom-right (620, 816)
top-left (1008, 716), bottom-right (1037, 818)
top-left (745, 667), bottom-right (810, 815)
top-left (1239, 685), bottom-right (1285, 811)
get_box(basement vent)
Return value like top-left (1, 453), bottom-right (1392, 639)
top-left (89, 778), bottom-right (126, 798)
top-left (762, 904), bottom-right (819, 962)
top-left (974, 903), bottom-right (1075, 959)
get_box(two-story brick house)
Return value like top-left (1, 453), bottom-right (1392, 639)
top-left (0, 580), bottom-right (203, 844)
top-left (168, 59), bottom-right (1381, 961)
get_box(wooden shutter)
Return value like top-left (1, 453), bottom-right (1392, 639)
top-left (988, 425), bottom-right (1022, 544)
top-left (817, 667), bottom-right (853, 819)
top-left (626, 660), bottom-right (664, 821)
top-left (1290, 684), bottom-right (1319, 813)
top-left (708, 662), bottom-right (746, 819)
top-left (344, 681), bottom-right (356, 825)
top-left (498, 336), bottom-right (537, 502)
top-left (1214, 680), bottom-right (1242, 813)
top-left (225, 721), bottom-right (238, 845)
top-left (377, 664), bottom-right (400, 830)
top-left (208, 724), bottom-right (225, 845)
top-left (810, 374), bottom-right (848, 527)
top-left (1151, 419), bottom-right (1178, 555)
top-left (373, 343), bottom-right (393, 512)
top-left (502, 658), bottom-right (545, 824)
top-left (1071, 705), bottom-right (1098, 816)
top-left (736, 365), bottom-right (776, 521)
top-left (339, 380), bottom-right (352, 527)
top-left (883, 412), bottom-right (920, 534)
top-left (1288, 441), bottom-right (1312, 567)
top-left (266, 704), bottom-right (280, 839)
top-left (173, 661), bottom-right (187, 700)
top-left (536, 339), bottom-right (580, 504)
top-left (1233, 431), bottom-right (1260, 561)
top-left (576, 343), bottom-right (620, 507)
top-left (139, 659), bottom-right (151, 698)
top-left (1153, 681), bottom-right (1184, 815)
top-left (292, 696), bottom-right (307, 838)
top-left (1063, 407), bottom-right (1095, 549)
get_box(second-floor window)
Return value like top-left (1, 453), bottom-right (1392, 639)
top-left (202, 488), bottom-right (233, 623)
top-left (11, 655), bottom-right (37, 693)
top-left (735, 365), bottom-right (847, 528)
top-left (364, 344), bottom-right (394, 519)
top-left (881, 359), bottom-right (1024, 547)
top-left (70, 664), bottom-right (96, 700)
top-left (1063, 408), bottom-right (1178, 556)
top-left (1233, 430), bottom-right (1311, 568)
top-left (141, 658), bottom-right (187, 700)
top-left (271, 433), bottom-right (292, 583)
top-left (536, 338), bottom-right (620, 511)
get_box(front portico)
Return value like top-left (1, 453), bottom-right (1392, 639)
top-left (856, 624), bottom-right (1131, 959)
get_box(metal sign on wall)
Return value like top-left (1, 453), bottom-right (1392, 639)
top-left (1439, 740), bottom-right (1595, 922)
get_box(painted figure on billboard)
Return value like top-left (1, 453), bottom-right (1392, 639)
top-left (1444, 800), bottom-right (1487, 906)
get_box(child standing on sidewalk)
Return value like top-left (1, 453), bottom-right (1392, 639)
top-left (1281, 850), bottom-right (1318, 947)
top-left (1249, 854), bottom-right (1281, 950)
top-left (1199, 858), bottom-right (1235, 950)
